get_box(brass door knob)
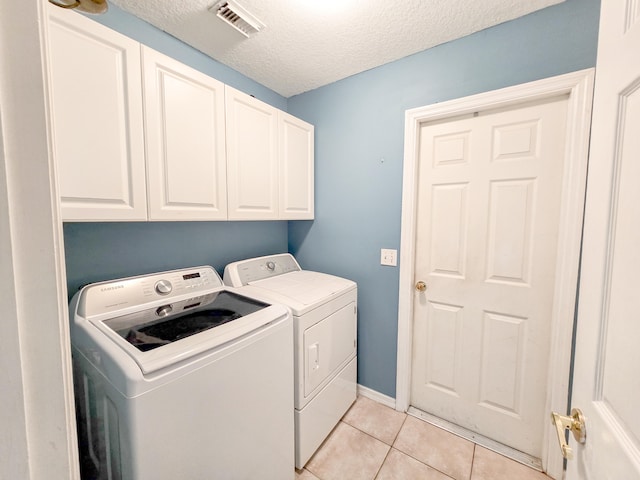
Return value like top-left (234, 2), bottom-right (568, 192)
top-left (415, 281), bottom-right (427, 292)
top-left (551, 408), bottom-right (586, 459)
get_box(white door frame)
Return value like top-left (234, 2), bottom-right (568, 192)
top-left (395, 69), bottom-right (594, 478)
top-left (0, 1), bottom-right (78, 478)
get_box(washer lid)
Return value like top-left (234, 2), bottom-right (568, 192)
top-left (104, 291), bottom-right (269, 352)
top-left (250, 270), bottom-right (355, 312)
top-left (83, 291), bottom-right (288, 375)
top-left (71, 266), bottom-right (290, 375)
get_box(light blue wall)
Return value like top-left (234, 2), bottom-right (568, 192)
top-left (64, 222), bottom-right (286, 296)
top-left (287, 0), bottom-right (601, 397)
top-left (63, 6), bottom-right (289, 296)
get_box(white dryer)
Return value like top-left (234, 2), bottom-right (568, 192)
top-left (69, 266), bottom-right (294, 480)
top-left (223, 254), bottom-right (357, 469)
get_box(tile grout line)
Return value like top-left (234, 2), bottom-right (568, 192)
top-left (388, 415), bottom-right (469, 480)
top-left (340, 413), bottom-right (400, 480)
top-left (350, 413), bottom-right (458, 480)
top-left (380, 446), bottom-right (458, 480)
top-left (468, 443), bottom-right (477, 480)
top-left (372, 445), bottom-right (393, 480)
top-left (389, 413), bottom-right (409, 446)
top-left (341, 420), bottom-right (395, 447)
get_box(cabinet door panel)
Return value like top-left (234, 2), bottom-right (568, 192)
top-left (143, 47), bottom-right (227, 220)
top-left (225, 86), bottom-right (278, 220)
top-left (47, 7), bottom-right (147, 221)
top-left (279, 112), bottom-right (314, 219)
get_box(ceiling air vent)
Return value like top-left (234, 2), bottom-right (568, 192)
top-left (211, 1), bottom-right (265, 38)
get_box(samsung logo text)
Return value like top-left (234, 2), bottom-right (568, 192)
top-left (101, 285), bottom-right (124, 292)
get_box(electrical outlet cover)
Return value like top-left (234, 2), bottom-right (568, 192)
top-left (380, 248), bottom-right (397, 266)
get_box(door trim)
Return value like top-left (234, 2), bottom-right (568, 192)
top-left (396, 69), bottom-right (595, 479)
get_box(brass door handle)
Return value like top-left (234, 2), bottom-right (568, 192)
top-left (551, 408), bottom-right (586, 459)
top-left (415, 281), bottom-right (427, 292)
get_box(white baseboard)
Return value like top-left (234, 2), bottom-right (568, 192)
top-left (356, 384), bottom-right (396, 409)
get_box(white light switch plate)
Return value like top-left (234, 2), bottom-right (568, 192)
top-left (380, 248), bottom-right (397, 266)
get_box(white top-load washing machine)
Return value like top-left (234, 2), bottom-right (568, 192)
top-left (69, 265), bottom-right (294, 480)
top-left (223, 254), bottom-right (357, 468)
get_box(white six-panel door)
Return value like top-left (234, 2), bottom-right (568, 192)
top-left (567, 0), bottom-right (640, 477)
top-left (411, 96), bottom-right (569, 458)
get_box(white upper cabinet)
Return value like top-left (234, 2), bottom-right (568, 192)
top-left (226, 86), bottom-right (315, 220)
top-left (225, 85), bottom-right (279, 220)
top-left (46, 9), bottom-right (314, 222)
top-left (46, 6), bottom-right (147, 221)
top-left (279, 111), bottom-right (314, 219)
top-left (142, 47), bottom-right (227, 221)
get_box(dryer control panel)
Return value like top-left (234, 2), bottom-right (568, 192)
top-left (224, 253), bottom-right (301, 286)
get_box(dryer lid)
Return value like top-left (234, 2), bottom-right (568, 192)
top-left (250, 270), bottom-right (355, 308)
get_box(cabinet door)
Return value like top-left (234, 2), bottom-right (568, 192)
top-left (279, 112), bottom-right (314, 219)
top-left (143, 47), bottom-right (227, 221)
top-left (46, 7), bottom-right (147, 221)
top-left (225, 86), bottom-right (279, 220)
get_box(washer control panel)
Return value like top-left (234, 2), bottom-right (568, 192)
top-left (77, 266), bottom-right (222, 319)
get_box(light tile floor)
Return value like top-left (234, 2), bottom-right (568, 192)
top-left (296, 396), bottom-right (552, 480)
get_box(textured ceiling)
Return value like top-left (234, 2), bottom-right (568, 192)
top-left (109, 0), bottom-right (564, 98)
